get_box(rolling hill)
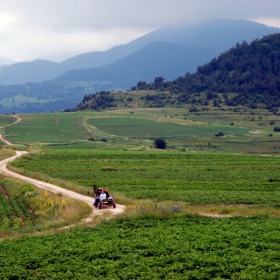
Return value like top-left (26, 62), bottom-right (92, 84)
top-left (75, 33), bottom-right (280, 113)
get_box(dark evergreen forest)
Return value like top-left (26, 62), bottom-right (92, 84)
top-left (148, 33), bottom-right (280, 111)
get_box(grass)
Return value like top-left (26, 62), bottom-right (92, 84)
top-left (0, 115), bottom-right (17, 127)
top-left (3, 112), bottom-right (91, 144)
top-left (0, 176), bottom-right (92, 240)
top-left (87, 117), bottom-right (249, 138)
top-left (1, 106), bottom-right (279, 154)
top-left (10, 149), bottom-right (280, 208)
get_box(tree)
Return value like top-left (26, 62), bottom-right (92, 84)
top-left (137, 81), bottom-right (147, 90)
top-left (154, 77), bottom-right (164, 89)
top-left (154, 138), bottom-right (167, 149)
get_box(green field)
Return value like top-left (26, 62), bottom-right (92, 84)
top-left (0, 182), bottom-right (36, 232)
top-left (3, 112), bottom-right (90, 144)
top-left (0, 115), bottom-right (17, 127)
top-left (2, 107), bottom-right (280, 278)
top-left (1, 108), bottom-right (280, 154)
top-left (88, 117), bottom-right (249, 138)
top-left (0, 215), bottom-right (280, 279)
top-left (12, 150), bottom-right (280, 207)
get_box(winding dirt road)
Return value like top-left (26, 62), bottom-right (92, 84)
top-left (0, 151), bottom-right (125, 223)
top-left (0, 116), bottom-right (22, 146)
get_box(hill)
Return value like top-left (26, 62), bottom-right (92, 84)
top-left (75, 33), bottom-right (280, 113)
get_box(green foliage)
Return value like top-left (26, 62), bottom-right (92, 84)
top-left (1, 215), bottom-right (280, 278)
top-left (123, 33), bottom-right (280, 112)
top-left (3, 112), bottom-right (90, 144)
top-left (12, 150), bottom-right (280, 207)
top-left (0, 182), bottom-right (37, 232)
top-left (154, 138), bottom-right (167, 149)
top-left (87, 117), bottom-right (248, 139)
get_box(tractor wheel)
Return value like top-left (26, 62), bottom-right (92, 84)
top-left (113, 201), bottom-right (116, 208)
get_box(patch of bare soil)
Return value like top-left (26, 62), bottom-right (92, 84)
top-left (249, 130), bottom-right (262, 135)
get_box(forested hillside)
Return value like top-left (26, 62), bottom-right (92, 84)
top-left (162, 33), bottom-right (280, 111)
top-left (75, 33), bottom-right (280, 113)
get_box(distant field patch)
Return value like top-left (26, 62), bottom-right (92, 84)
top-left (0, 115), bottom-right (17, 126)
top-left (3, 112), bottom-right (90, 144)
top-left (87, 117), bottom-right (249, 138)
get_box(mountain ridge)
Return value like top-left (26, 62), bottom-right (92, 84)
top-left (0, 19), bottom-right (279, 85)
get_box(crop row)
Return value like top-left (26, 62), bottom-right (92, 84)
top-left (12, 150), bottom-right (280, 207)
top-left (0, 215), bottom-right (280, 279)
top-left (0, 187), bottom-right (35, 230)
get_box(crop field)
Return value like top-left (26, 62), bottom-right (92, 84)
top-left (0, 115), bottom-right (17, 127)
top-left (2, 107), bottom-right (280, 278)
top-left (88, 117), bottom-right (249, 138)
top-left (0, 184), bottom-right (36, 232)
top-left (0, 214), bottom-right (280, 279)
top-left (3, 112), bottom-right (91, 144)
top-left (1, 107), bottom-right (280, 153)
top-left (12, 149), bottom-right (280, 207)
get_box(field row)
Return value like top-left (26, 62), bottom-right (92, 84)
top-left (12, 150), bottom-right (280, 207)
top-left (0, 214), bottom-right (279, 279)
top-left (0, 186), bottom-right (35, 231)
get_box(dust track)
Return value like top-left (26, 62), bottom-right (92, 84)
top-left (0, 115), bottom-right (22, 146)
top-left (0, 151), bottom-right (125, 225)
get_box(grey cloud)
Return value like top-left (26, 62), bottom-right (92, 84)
top-left (3, 0), bottom-right (280, 32)
top-left (1, 0), bottom-right (280, 61)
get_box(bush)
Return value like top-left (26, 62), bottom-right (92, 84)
top-left (154, 138), bottom-right (167, 149)
top-left (215, 132), bottom-right (225, 137)
top-left (273, 127), bottom-right (280, 132)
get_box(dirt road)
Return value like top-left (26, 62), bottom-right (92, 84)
top-left (0, 151), bottom-right (125, 222)
top-left (0, 115), bottom-right (22, 146)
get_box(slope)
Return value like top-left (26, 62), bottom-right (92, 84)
top-left (54, 41), bottom-right (216, 87)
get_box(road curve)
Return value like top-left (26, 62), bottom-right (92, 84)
top-left (0, 151), bottom-right (125, 218)
top-left (0, 115), bottom-right (22, 146)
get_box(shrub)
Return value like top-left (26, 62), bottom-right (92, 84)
top-left (154, 138), bottom-right (167, 149)
top-left (273, 127), bottom-right (280, 132)
top-left (215, 132), bottom-right (225, 137)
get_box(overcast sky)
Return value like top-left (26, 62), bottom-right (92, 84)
top-left (0, 0), bottom-right (280, 62)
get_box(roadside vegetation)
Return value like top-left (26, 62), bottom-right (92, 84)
top-left (0, 174), bottom-right (91, 240)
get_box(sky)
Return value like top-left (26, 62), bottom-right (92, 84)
top-left (0, 0), bottom-right (280, 62)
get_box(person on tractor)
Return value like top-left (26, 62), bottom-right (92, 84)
top-left (93, 185), bottom-right (102, 207)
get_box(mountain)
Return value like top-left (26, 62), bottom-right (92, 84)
top-left (75, 33), bottom-right (280, 113)
top-left (0, 19), bottom-right (279, 85)
top-left (54, 19), bottom-right (280, 87)
top-left (0, 60), bottom-right (70, 85)
top-left (54, 41), bottom-right (216, 87)
top-left (0, 56), bottom-right (16, 66)
top-left (60, 19), bottom-right (280, 71)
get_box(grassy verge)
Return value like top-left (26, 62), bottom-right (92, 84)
top-left (0, 176), bottom-right (92, 240)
